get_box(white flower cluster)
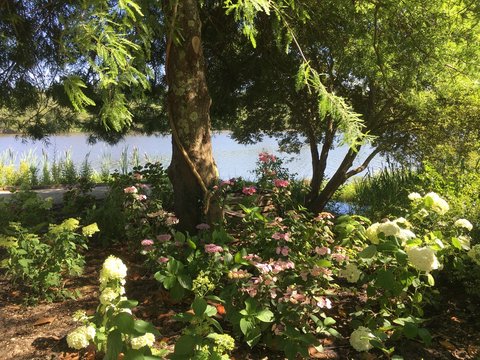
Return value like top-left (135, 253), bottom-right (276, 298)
top-left (365, 219), bottom-right (415, 245)
top-left (100, 255), bottom-right (128, 285)
top-left (66, 325), bottom-right (96, 350)
top-left (424, 192), bottom-right (449, 215)
top-left (454, 219), bottom-right (473, 231)
top-left (339, 263), bottom-right (362, 283)
top-left (349, 326), bottom-right (374, 352)
top-left (406, 246), bottom-right (439, 272)
top-left (468, 245), bottom-right (480, 266)
top-left (130, 332), bottom-right (156, 349)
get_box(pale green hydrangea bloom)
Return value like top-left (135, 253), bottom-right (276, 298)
top-left (82, 223), bottom-right (100, 237)
top-left (100, 287), bottom-right (120, 305)
top-left (468, 245), bottom-right (480, 266)
top-left (406, 246), bottom-right (439, 272)
top-left (349, 326), bottom-right (374, 352)
top-left (365, 222), bottom-right (380, 244)
top-left (192, 271), bottom-right (215, 296)
top-left (61, 218), bottom-right (80, 231)
top-left (209, 333), bottom-right (235, 353)
top-left (130, 332), bottom-right (155, 349)
top-left (454, 219), bottom-right (473, 231)
top-left (339, 263), bottom-right (362, 283)
top-left (66, 325), bottom-right (96, 350)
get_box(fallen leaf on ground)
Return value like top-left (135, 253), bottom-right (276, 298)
top-left (439, 339), bottom-right (456, 351)
top-left (33, 317), bottom-right (55, 326)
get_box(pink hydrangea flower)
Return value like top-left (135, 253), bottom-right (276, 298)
top-left (157, 257), bottom-right (169, 263)
top-left (165, 216), bottom-right (179, 226)
top-left (141, 239), bottom-right (154, 246)
top-left (259, 152), bottom-right (276, 163)
top-left (242, 186), bottom-right (257, 196)
top-left (315, 296), bottom-right (332, 309)
top-left (221, 179), bottom-right (235, 187)
top-left (137, 194), bottom-right (147, 201)
top-left (315, 246), bottom-right (331, 256)
top-left (196, 223), bottom-right (210, 230)
top-left (271, 232), bottom-right (291, 242)
top-left (204, 244), bottom-right (223, 253)
top-left (124, 186), bottom-right (138, 194)
top-left (156, 234), bottom-right (172, 242)
top-left (276, 246), bottom-right (290, 256)
top-left (331, 253), bottom-right (348, 262)
top-left (274, 179), bottom-right (289, 188)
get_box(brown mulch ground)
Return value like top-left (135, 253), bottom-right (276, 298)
top-left (1, 242), bottom-right (479, 360)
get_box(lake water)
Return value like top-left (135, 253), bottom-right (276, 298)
top-left (0, 132), bottom-right (384, 180)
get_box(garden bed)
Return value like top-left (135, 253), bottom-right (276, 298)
top-left (1, 240), bottom-right (478, 360)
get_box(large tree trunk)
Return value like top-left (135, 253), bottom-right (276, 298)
top-left (165, 0), bottom-right (221, 231)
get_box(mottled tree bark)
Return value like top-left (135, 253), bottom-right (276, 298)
top-left (165, 0), bottom-right (221, 231)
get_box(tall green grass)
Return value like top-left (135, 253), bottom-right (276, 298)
top-left (0, 147), bottom-right (156, 188)
top-left (338, 166), bottom-right (421, 218)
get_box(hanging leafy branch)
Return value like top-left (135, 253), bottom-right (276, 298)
top-left (224, 0), bottom-right (375, 150)
top-left (63, 0), bottom-right (151, 131)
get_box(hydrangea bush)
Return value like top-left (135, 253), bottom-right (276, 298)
top-left (67, 255), bottom-right (165, 358)
top-left (105, 154), bottom-right (477, 358)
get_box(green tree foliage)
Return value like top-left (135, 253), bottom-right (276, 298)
top-left (204, 0), bottom-right (480, 212)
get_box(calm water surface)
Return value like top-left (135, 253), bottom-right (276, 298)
top-left (0, 132), bottom-right (384, 179)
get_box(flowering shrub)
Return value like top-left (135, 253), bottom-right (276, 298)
top-left (4, 219), bottom-right (97, 302)
top-left (67, 256), bottom-right (165, 358)
top-left (337, 191), bottom-right (474, 355)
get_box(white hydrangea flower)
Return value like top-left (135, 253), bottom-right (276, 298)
top-left (339, 263), bottom-right (362, 283)
top-left (100, 256), bottom-right (127, 284)
top-left (349, 326), bottom-right (374, 352)
top-left (67, 325), bottom-right (94, 350)
top-left (397, 229), bottom-right (416, 244)
top-left (457, 236), bottom-right (471, 250)
top-left (468, 245), bottom-right (480, 266)
top-left (406, 246), bottom-right (439, 272)
top-left (454, 219), bottom-right (473, 231)
top-left (365, 223), bottom-right (380, 244)
top-left (100, 287), bottom-right (119, 305)
top-left (377, 221), bottom-right (401, 237)
top-left (85, 325), bottom-right (96, 341)
top-left (408, 192), bottom-right (422, 201)
top-left (424, 192), bottom-right (449, 215)
top-left (130, 333), bottom-right (156, 349)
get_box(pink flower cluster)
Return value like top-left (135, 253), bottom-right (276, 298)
top-left (254, 259), bottom-right (295, 274)
top-left (242, 186), bottom-right (257, 196)
top-left (141, 239), bottom-right (154, 246)
top-left (133, 172), bottom-right (143, 180)
top-left (196, 223), bottom-right (210, 230)
top-left (274, 179), bottom-right (289, 188)
top-left (204, 244), bottom-right (223, 254)
top-left (315, 246), bottom-right (331, 256)
top-left (276, 246), bottom-right (290, 256)
top-left (272, 232), bottom-right (291, 242)
top-left (157, 256), bottom-right (169, 263)
top-left (156, 234), bottom-right (172, 242)
top-left (124, 186), bottom-right (138, 194)
top-left (259, 152), bottom-right (277, 163)
top-left (221, 178), bottom-right (235, 187)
